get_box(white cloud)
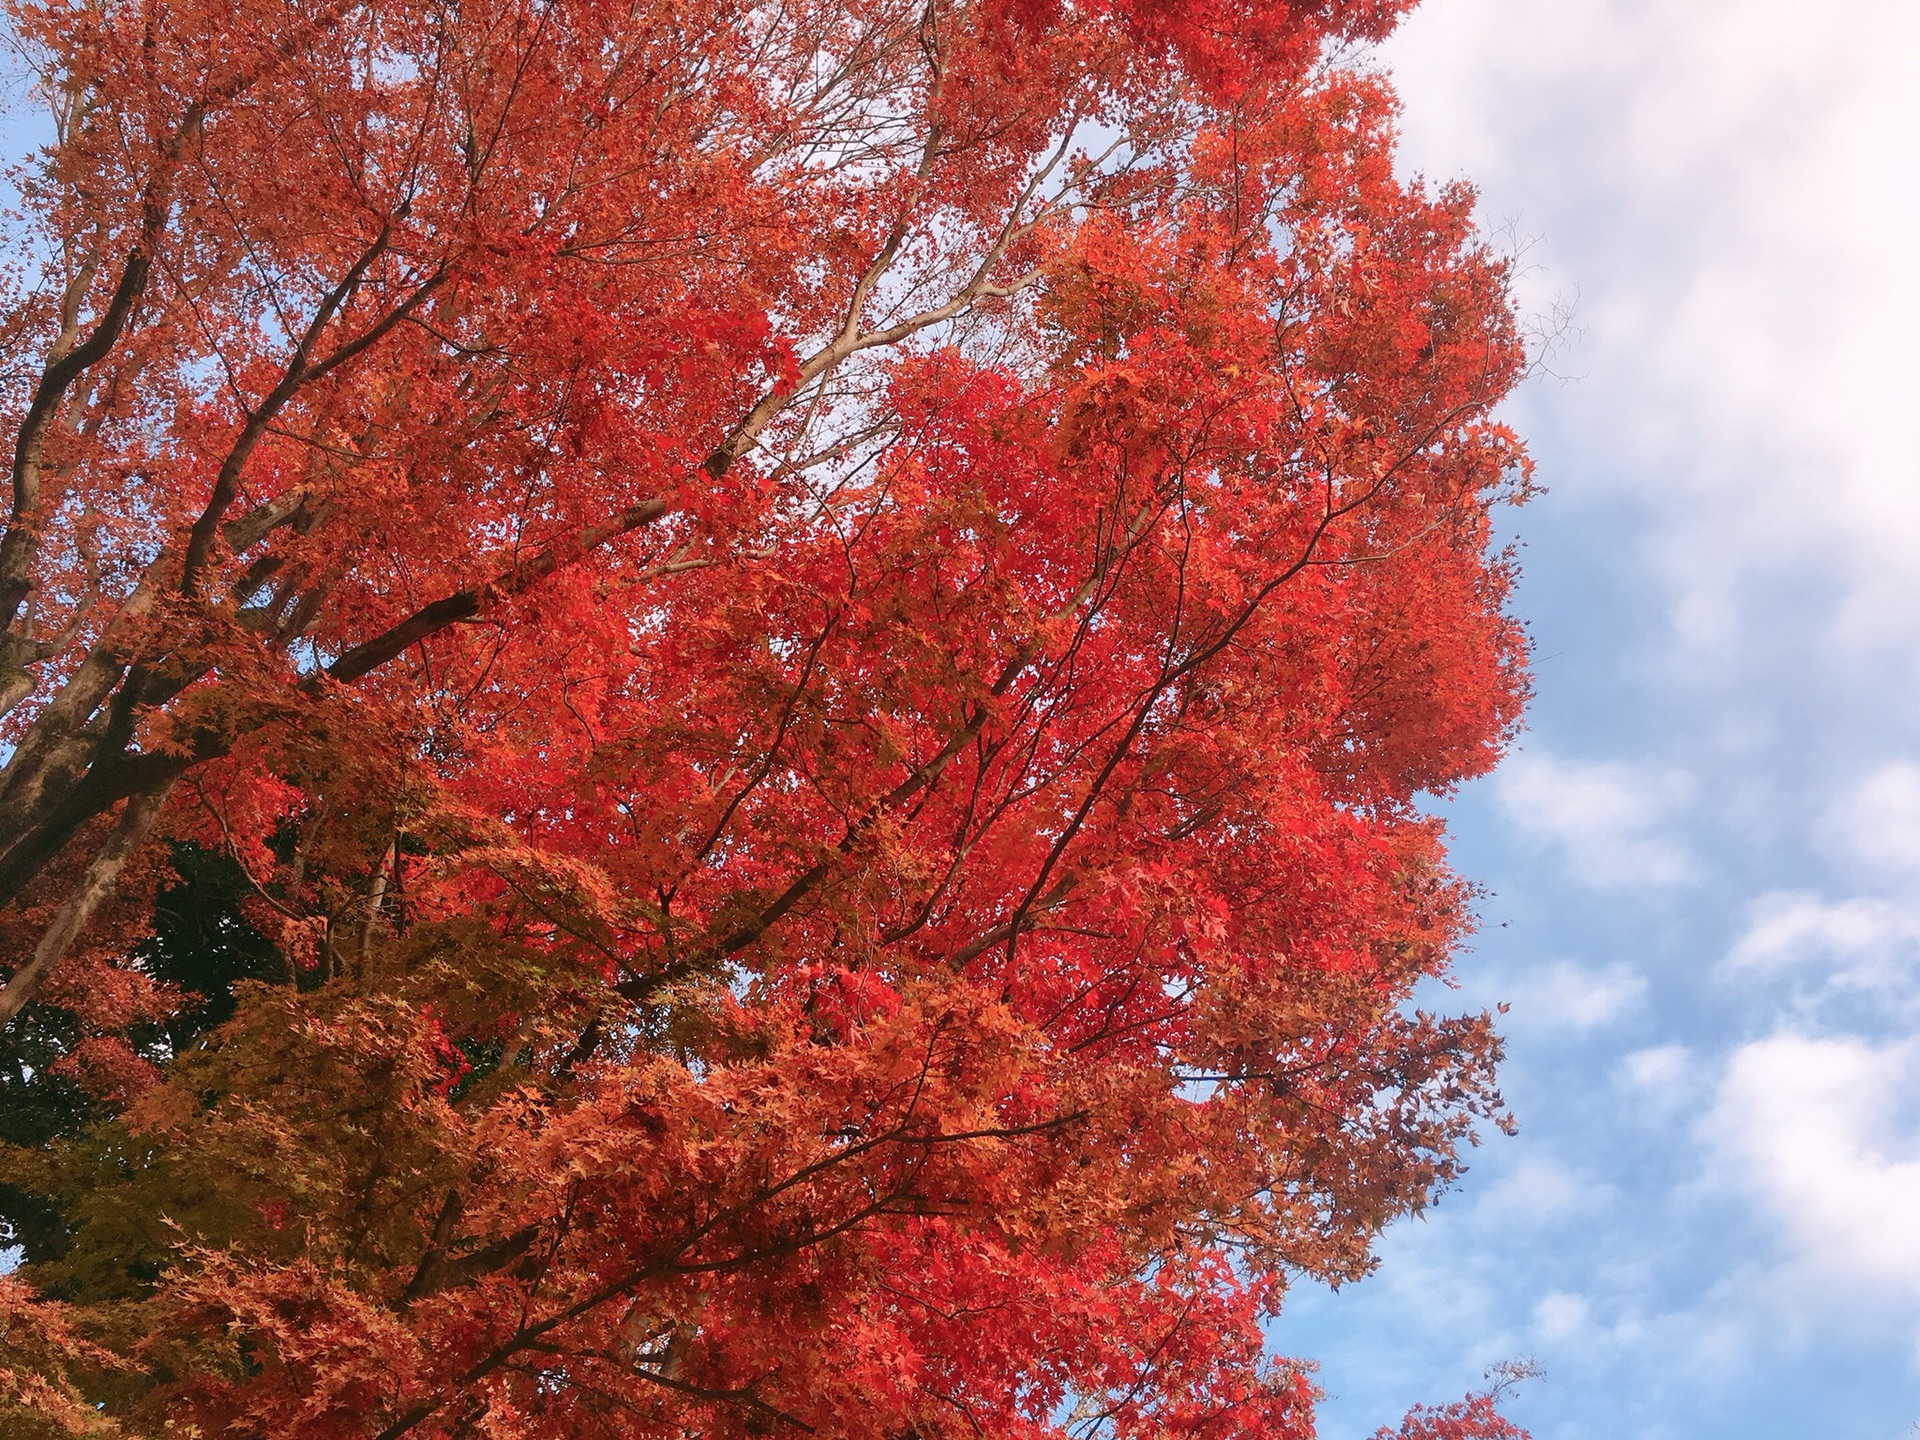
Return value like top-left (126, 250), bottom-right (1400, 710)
top-left (1724, 889), bottom-right (1920, 994)
top-left (1382, 1), bottom-right (1920, 660)
top-left (1475, 1156), bottom-right (1603, 1228)
top-left (1531, 1289), bottom-right (1591, 1343)
top-left (1503, 958), bottom-right (1647, 1031)
top-left (1707, 1031), bottom-right (1920, 1296)
top-left (1824, 761), bottom-right (1920, 876)
top-left (1493, 752), bottom-right (1695, 886)
top-left (1614, 1044), bottom-right (1705, 1125)
top-left (1617, 1044), bottom-right (1691, 1094)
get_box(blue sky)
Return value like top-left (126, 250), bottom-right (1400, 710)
top-left (1268, 3), bottom-right (1920, 1437)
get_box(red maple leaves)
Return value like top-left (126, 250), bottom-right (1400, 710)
top-left (0, 0), bottom-right (1534, 1433)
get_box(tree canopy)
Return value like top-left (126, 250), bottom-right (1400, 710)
top-left (0, 0), bottom-right (1535, 1434)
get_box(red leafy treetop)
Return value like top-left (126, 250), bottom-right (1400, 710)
top-left (0, 0), bottom-right (1536, 1435)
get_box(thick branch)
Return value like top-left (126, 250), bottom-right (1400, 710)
top-left (321, 497), bottom-right (667, 685)
top-left (0, 780), bottom-right (175, 1027)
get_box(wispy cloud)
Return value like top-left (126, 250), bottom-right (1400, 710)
top-left (1503, 958), bottom-right (1648, 1031)
top-left (1823, 761), bottom-right (1920, 876)
top-left (1493, 751), bottom-right (1695, 886)
top-left (1473, 1156), bottom-right (1605, 1227)
top-left (1614, 1043), bottom-right (1705, 1123)
top-left (1724, 890), bottom-right (1920, 995)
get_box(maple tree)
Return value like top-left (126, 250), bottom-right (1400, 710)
top-left (0, 0), bottom-right (1538, 1434)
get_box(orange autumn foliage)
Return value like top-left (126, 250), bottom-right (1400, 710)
top-left (0, 0), bottom-right (1535, 1435)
